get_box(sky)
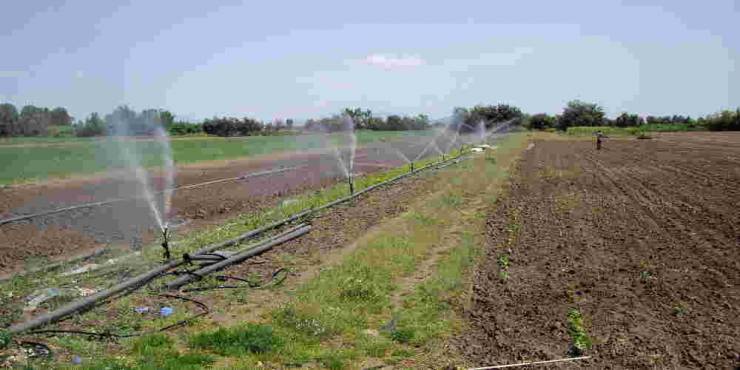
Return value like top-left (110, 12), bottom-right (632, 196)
top-left (1, 0), bottom-right (738, 122)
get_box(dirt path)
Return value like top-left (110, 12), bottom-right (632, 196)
top-left (457, 134), bottom-right (740, 369)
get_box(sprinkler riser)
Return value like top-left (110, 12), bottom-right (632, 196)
top-left (161, 227), bottom-right (171, 261)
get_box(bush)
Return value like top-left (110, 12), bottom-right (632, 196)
top-left (702, 109), bottom-right (740, 131)
top-left (613, 112), bottom-right (644, 127)
top-left (167, 121), bottom-right (202, 136)
top-left (189, 323), bottom-right (282, 355)
top-left (202, 117), bottom-right (264, 136)
top-left (526, 113), bottom-right (556, 130)
top-left (558, 100), bottom-right (605, 131)
top-left (74, 113), bottom-right (106, 137)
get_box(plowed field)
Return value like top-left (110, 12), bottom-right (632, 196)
top-left (459, 133), bottom-right (739, 368)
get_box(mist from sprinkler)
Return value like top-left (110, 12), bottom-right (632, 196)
top-left (106, 110), bottom-right (175, 258)
top-left (326, 114), bottom-right (357, 195)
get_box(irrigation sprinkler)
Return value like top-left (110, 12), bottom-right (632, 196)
top-left (161, 227), bottom-right (171, 261)
top-left (410, 162), bottom-right (415, 173)
top-left (347, 173), bottom-right (355, 195)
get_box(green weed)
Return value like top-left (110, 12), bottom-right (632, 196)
top-left (497, 254), bottom-right (511, 282)
top-left (566, 308), bottom-right (592, 355)
top-left (672, 304), bottom-right (688, 317)
top-left (189, 324), bottom-right (282, 356)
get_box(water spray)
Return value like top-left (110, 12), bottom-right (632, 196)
top-left (161, 226), bottom-right (171, 261)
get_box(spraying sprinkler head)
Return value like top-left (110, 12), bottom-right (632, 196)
top-left (410, 162), bottom-right (415, 173)
top-left (347, 174), bottom-right (355, 195)
top-left (161, 227), bottom-right (171, 261)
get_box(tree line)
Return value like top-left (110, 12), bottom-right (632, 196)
top-left (1, 100), bottom-right (738, 138)
top-left (0, 104), bottom-right (72, 136)
top-left (303, 108), bottom-right (430, 133)
top-left (520, 100), bottom-right (740, 132)
top-left (0, 103), bottom-right (203, 138)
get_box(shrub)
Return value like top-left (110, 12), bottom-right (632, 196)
top-left (167, 121), bottom-right (202, 136)
top-left (558, 100), bottom-right (605, 131)
top-left (74, 112), bottom-right (106, 137)
top-left (189, 323), bottom-right (282, 355)
top-left (613, 112), bottom-right (644, 127)
top-left (702, 109), bottom-right (740, 131)
top-left (202, 117), bottom-right (264, 136)
top-left (526, 113), bottom-right (556, 130)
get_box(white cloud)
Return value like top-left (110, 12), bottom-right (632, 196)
top-left (362, 53), bottom-right (426, 69)
top-left (442, 47), bottom-right (534, 71)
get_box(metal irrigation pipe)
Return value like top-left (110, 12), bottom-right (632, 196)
top-left (7, 223), bottom-right (311, 335)
top-left (166, 224), bottom-right (311, 290)
top-left (0, 166), bottom-right (299, 226)
top-left (7, 259), bottom-right (182, 335)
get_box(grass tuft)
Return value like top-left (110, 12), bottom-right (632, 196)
top-left (189, 323), bottom-right (282, 356)
top-left (566, 308), bottom-right (592, 355)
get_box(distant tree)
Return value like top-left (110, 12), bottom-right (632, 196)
top-left (49, 107), bottom-right (72, 126)
top-left (450, 107), bottom-right (470, 132)
top-left (167, 121), bottom-right (202, 135)
top-left (159, 110), bottom-right (175, 127)
top-left (613, 112), bottom-right (643, 127)
top-left (105, 105), bottom-right (140, 135)
top-left (286, 118), bottom-right (294, 130)
top-left (527, 113), bottom-right (556, 130)
top-left (557, 100), bottom-right (605, 130)
top-left (702, 108), bottom-right (740, 131)
top-left (0, 103), bottom-right (19, 136)
top-left (17, 105), bottom-right (51, 136)
top-left (468, 104), bottom-right (524, 130)
top-left (75, 112), bottom-right (106, 137)
top-left (202, 116), bottom-right (264, 136)
top-left (343, 107), bottom-right (373, 129)
top-left (274, 119), bottom-right (285, 131)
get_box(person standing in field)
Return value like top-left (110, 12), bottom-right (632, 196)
top-left (595, 130), bottom-right (607, 150)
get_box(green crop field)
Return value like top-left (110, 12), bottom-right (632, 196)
top-left (0, 130), bottom-right (434, 185)
top-left (565, 123), bottom-right (702, 136)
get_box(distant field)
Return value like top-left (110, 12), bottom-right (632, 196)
top-left (0, 130), bottom-right (433, 184)
top-left (565, 123), bottom-right (703, 136)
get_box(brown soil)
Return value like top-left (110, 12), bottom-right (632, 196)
top-left (457, 134), bottom-right (740, 369)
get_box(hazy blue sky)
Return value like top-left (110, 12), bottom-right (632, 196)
top-left (1, 0), bottom-right (738, 121)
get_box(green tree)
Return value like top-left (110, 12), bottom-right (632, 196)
top-left (614, 112), bottom-right (643, 127)
top-left (557, 100), bottom-right (605, 130)
top-left (75, 112), bottom-right (106, 137)
top-left (159, 110), bottom-right (175, 127)
top-left (50, 107), bottom-right (72, 126)
top-left (343, 107), bottom-right (373, 129)
top-left (0, 103), bottom-right (19, 136)
top-left (18, 105), bottom-right (51, 136)
top-left (527, 113), bottom-right (556, 130)
top-left (469, 104), bottom-right (524, 129)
